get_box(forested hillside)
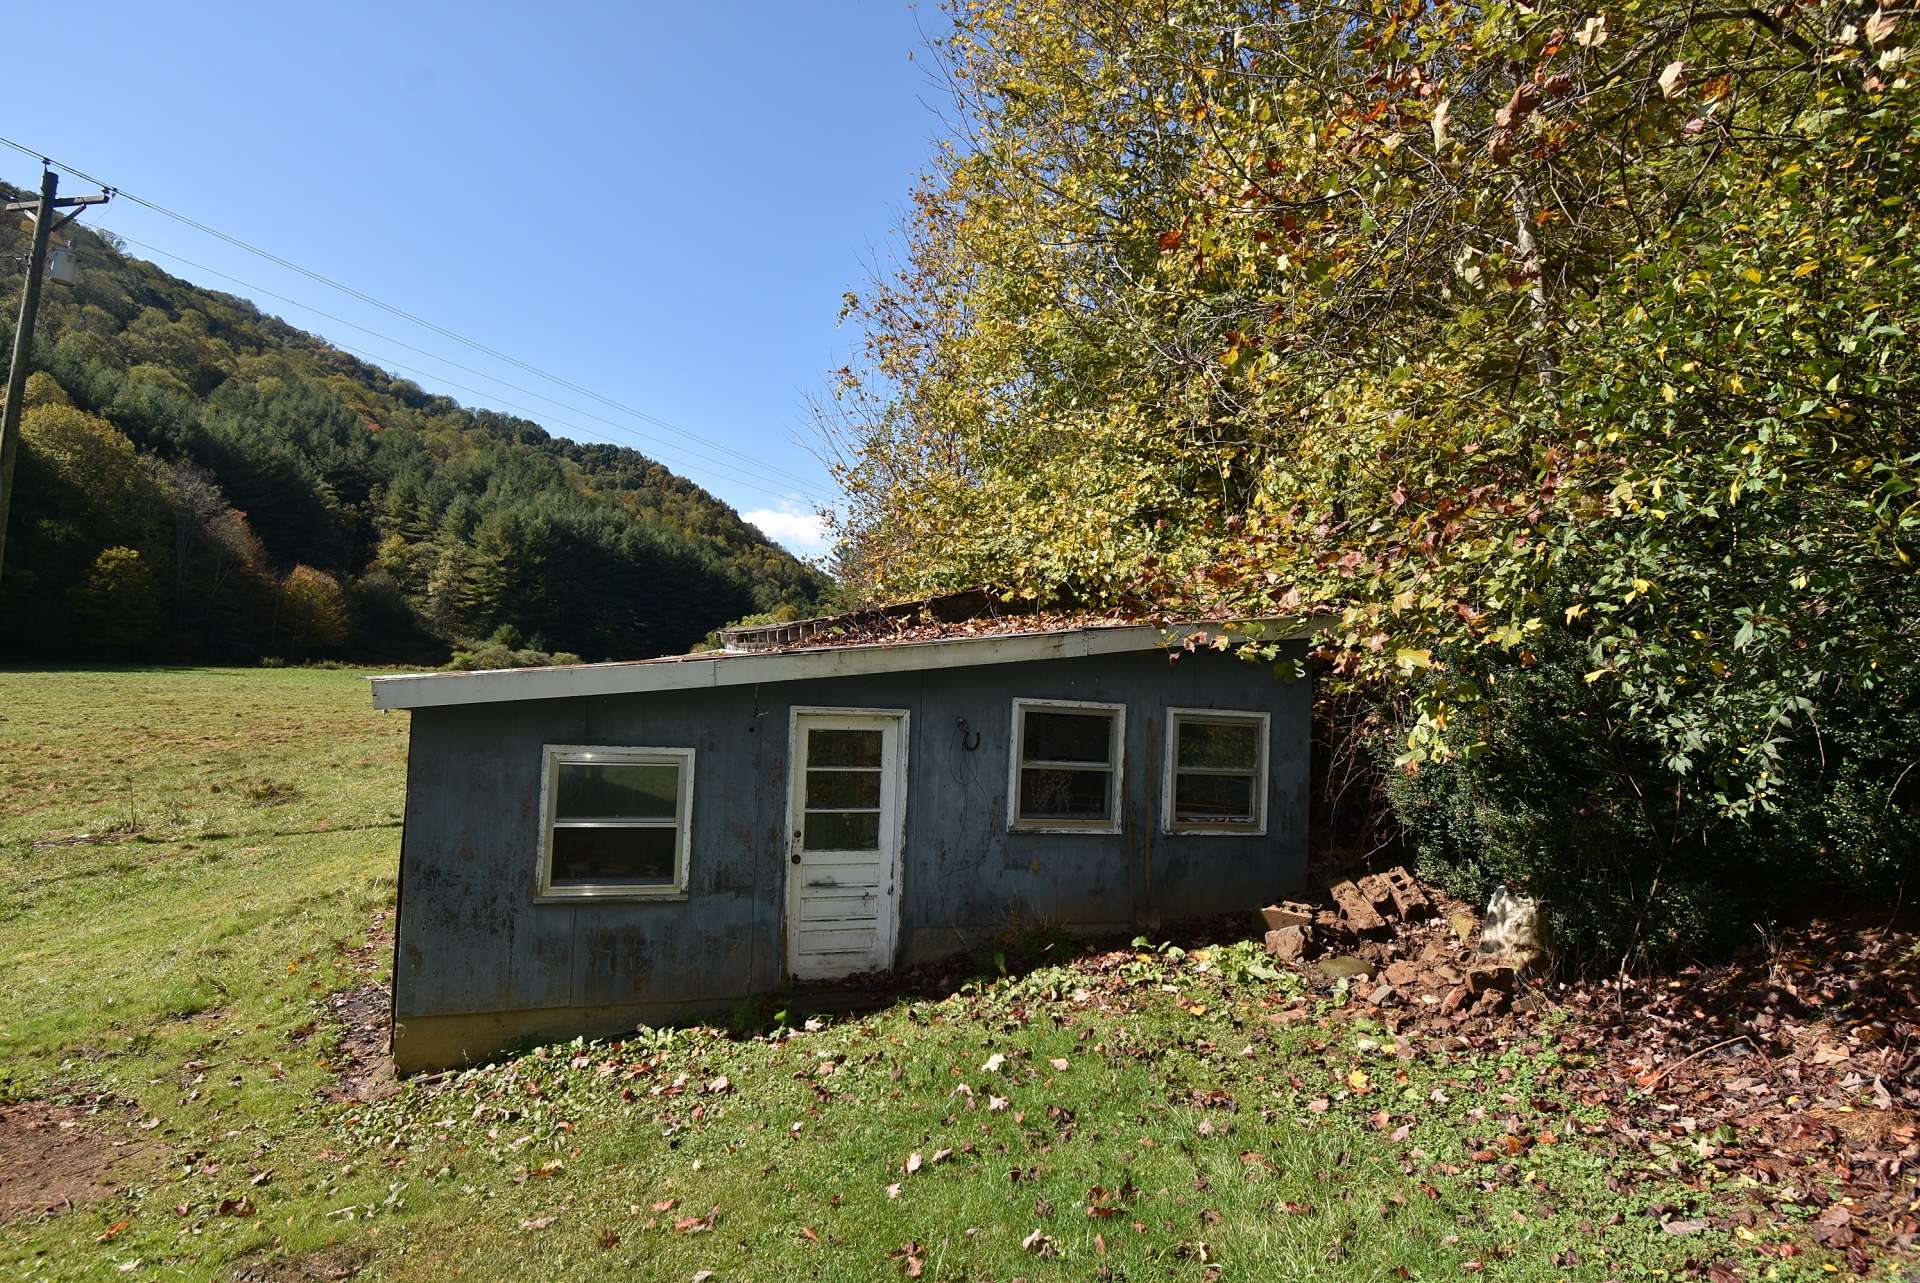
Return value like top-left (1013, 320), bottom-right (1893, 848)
top-left (0, 192), bottom-right (825, 664)
top-left (830, 0), bottom-right (1918, 962)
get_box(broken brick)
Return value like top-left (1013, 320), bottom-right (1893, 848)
top-left (1329, 881), bottom-right (1386, 934)
top-left (1381, 867), bottom-right (1433, 920)
top-left (1263, 925), bottom-right (1311, 962)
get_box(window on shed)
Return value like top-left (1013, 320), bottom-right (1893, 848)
top-left (1008, 699), bottom-right (1124, 832)
top-left (1163, 709), bottom-right (1268, 833)
top-left (538, 745), bottom-right (694, 898)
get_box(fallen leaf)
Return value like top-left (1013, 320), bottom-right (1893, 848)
top-left (889, 1240), bottom-right (926, 1277)
top-left (673, 1207), bottom-right (718, 1234)
top-left (522, 1215), bottom-right (556, 1231)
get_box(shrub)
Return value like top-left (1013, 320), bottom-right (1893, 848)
top-left (443, 644), bottom-right (582, 672)
top-left (1383, 651), bottom-right (1920, 970)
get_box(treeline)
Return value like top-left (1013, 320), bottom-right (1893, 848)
top-left (0, 196), bottom-right (825, 664)
top-left (829, 1), bottom-right (1918, 963)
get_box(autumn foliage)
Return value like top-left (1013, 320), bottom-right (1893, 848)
top-left (827, 0), bottom-right (1917, 955)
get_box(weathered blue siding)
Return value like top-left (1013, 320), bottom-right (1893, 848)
top-left (391, 644), bottom-right (1311, 1067)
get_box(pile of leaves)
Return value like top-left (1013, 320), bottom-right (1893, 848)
top-left (1565, 918), bottom-right (1920, 1268)
top-left (1219, 876), bottom-right (1920, 1270)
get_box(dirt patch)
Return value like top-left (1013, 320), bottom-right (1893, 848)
top-left (230, 1242), bottom-right (372, 1282)
top-left (0, 1100), bottom-right (146, 1223)
top-left (323, 985), bottom-right (396, 1103)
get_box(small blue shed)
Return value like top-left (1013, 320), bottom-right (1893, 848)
top-left (370, 614), bottom-right (1313, 1071)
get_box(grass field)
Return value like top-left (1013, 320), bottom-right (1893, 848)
top-left (0, 668), bottom-right (1848, 1281)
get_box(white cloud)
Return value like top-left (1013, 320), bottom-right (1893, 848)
top-left (745, 504), bottom-right (831, 558)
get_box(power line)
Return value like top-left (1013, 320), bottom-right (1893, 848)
top-left (326, 340), bottom-right (823, 507)
top-left (82, 225), bottom-right (827, 503)
top-left (0, 135), bottom-right (826, 490)
top-left (63, 238), bottom-right (820, 516)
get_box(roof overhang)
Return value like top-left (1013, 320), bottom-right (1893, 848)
top-left (368, 617), bottom-right (1311, 711)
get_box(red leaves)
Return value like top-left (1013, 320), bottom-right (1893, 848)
top-left (1158, 229), bottom-right (1184, 251)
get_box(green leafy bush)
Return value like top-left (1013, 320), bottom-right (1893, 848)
top-left (1383, 651), bottom-right (1919, 968)
top-left (442, 643), bottom-right (582, 672)
top-left (826, 0), bottom-right (1920, 961)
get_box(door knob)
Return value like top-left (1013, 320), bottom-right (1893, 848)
top-left (791, 852), bottom-right (802, 864)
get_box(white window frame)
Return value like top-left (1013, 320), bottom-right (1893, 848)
top-left (535, 744), bottom-right (695, 901)
top-left (1162, 708), bottom-right (1270, 835)
top-left (1007, 698), bottom-right (1126, 834)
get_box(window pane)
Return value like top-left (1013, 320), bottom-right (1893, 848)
top-left (1176, 719), bottom-right (1261, 771)
top-left (556, 761), bottom-right (678, 820)
top-left (1018, 767), bottom-right (1112, 821)
top-left (1174, 772), bottom-right (1256, 822)
top-left (806, 768), bottom-right (881, 809)
top-left (550, 826), bottom-right (676, 886)
top-left (1022, 710), bottom-right (1114, 764)
top-left (804, 810), bottom-right (882, 850)
top-left (808, 728), bottom-right (883, 768)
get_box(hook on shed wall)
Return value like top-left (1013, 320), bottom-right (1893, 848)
top-left (955, 717), bottom-right (982, 752)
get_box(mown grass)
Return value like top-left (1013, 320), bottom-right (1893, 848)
top-left (0, 668), bottom-right (1844, 1281)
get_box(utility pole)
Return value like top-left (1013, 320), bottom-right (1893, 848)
top-left (0, 167), bottom-right (110, 578)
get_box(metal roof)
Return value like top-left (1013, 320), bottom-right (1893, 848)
top-left (368, 617), bottom-right (1308, 711)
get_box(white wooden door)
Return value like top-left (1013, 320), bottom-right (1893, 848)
top-left (785, 709), bottom-right (907, 981)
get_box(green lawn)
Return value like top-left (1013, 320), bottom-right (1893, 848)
top-left (0, 668), bottom-right (1843, 1280)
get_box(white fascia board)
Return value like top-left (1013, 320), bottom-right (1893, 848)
top-left (368, 617), bottom-right (1311, 711)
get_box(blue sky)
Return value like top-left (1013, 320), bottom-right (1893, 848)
top-left (6, 2), bottom-right (946, 556)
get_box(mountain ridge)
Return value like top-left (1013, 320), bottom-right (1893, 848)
top-left (0, 181), bottom-right (827, 663)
